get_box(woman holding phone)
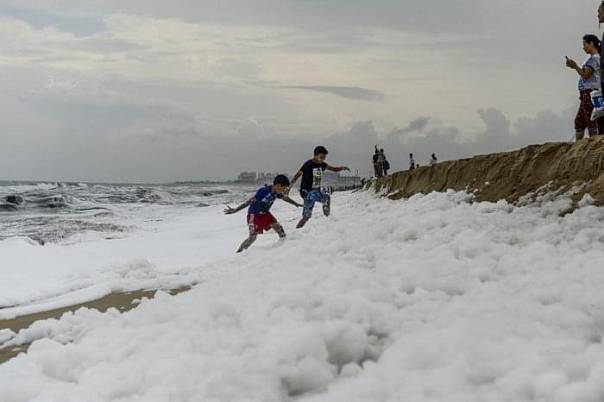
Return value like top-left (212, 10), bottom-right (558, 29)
top-left (566, 34), bottom-right (601, 140)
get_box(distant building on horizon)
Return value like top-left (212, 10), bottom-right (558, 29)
top-left (235, 171), bottom-right (361, 189)
top-left (237, 172), bottom-right (257, 183)
top-left (322, 171), bottom-right (362, 189)
top-left (236, 172), bottom-right (280, 184)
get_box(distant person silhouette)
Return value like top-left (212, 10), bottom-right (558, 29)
top-left (381, 149), bottom-right (390, 176)
top-left (377, 148), bottom-right (386, 177)
top-left (373, 146), bottom-right (381, 177)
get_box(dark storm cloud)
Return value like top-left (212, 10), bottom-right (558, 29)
top-left (391, 117), bottom-right (431, 136)
top-left (280, 86), bottom-right (385, 102)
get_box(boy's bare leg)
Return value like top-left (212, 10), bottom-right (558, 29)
top-left (237, 221), bottom-right (258, 253)
top-left (576, 130), bottom-right (585, 141)
top-left (237, 234), bottom-right (257, 253)
top-left (271, 222), bottom-right (286, 239)
top-left (322, 194), bottom-right (331, 217)
top-left (296, 217), bottom-right (309, 229)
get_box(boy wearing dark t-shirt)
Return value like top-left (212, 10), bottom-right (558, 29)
top-left (225, 175), bottom-right (302, 253)
top-left (290, 146), bottom-right (350, 229)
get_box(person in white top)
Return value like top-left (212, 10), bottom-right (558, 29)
top-left (566, 34), bottom-right (601, 140)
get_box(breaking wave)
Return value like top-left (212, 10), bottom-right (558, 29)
top-left (0, 181), bottom-right (241, 244)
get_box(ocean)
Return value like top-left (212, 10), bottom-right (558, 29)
top-left (0, 181), bottom-right (253, 245)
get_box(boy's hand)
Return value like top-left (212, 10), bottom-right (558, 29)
top-left (224, 207), bottom-right (236, 215)
top-left (296, 202), bottom-right (303, 208)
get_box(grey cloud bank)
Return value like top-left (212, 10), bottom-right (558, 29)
top-left (0, 0), bottom-right (597, 181)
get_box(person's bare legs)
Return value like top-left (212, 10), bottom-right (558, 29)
top-left (271, 222), bottom-right (286, 239)
top-left (237, 220), bottom-right (258, 253)
top-left (298, 193), bottom-right (312, 229)
top-left (576, 130), bottom-right (585, 141)
top-left (237, 234), bottom-right (257, 253)
top-left (322, 194), bottom-right (331, 217)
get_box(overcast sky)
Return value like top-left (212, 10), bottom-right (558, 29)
top-left (0, 0), bottom-right (600, 182)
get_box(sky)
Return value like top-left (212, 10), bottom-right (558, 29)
top-left (0, 0), bottom-right (600, 182)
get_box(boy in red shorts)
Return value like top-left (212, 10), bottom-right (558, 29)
top-left (224, 175), bottom-right (302, 253)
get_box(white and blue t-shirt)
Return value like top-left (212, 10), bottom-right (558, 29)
top-left (248, 185), bottom-right (281, 215)
top-left (579, 54), bottom-right (601, 91)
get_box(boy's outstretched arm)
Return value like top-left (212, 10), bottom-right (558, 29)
top-left (290, 170), bottom-right (303, 186)
top-left (327, 164), bottom-right (351, 173)
top-left (286, 170), bottom-right (303, 196)
top-left (224, 198), bottom-right (254, 215)
top-left (282, 195), bottom-right (303, 208)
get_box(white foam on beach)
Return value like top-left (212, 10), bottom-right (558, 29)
top-left (2, 191), bottom-right (604, 402)
top-left (0, 201), bottom-right (259, 316)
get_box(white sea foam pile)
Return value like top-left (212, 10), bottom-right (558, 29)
top-left (2, 191), bottom-right (604, 402)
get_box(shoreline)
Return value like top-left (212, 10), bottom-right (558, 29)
top-left (0, 287), bottom-right (190, 366)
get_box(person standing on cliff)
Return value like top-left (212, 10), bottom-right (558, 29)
top-left (381, 149), bottom-right (390, 176)
top-left (566, 34), bottom-right (601, 140)
top-left (430, 154), bottom-right (438, 166)
top-left (598, 1), bottom-right (604, 134)
top-left (377, 148), bottom-right (387, 176)
top-left (409, 153), bottom-right (416, 171)
top-left (373, 146), bottom-right (382, 177)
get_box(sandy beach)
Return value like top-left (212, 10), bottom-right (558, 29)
top-left (0, 288), bottom-right (190, 365)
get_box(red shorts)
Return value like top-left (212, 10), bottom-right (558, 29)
top-left (247, 213), bottom-right (276, 234)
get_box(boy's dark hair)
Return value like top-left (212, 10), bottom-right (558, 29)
top-left (314, 146), bottom-right (329, 156)
top-left (584, 34), bottom-right (601, 52)
top-left (273, 174), bottom-right (290, 187)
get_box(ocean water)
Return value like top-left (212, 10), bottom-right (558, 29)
top-left (0, 181), bottom-right (252, 245)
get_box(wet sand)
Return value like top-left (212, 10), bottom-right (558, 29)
top-left (0, 287), bottom-right (190, 365)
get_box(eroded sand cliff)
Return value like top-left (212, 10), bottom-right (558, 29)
top-left (375, 137), bottom-right (604, 206)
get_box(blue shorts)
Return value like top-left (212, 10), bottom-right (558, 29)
top-left (302, 190), bottom-right (329, 218)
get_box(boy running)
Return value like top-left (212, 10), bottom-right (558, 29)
top-left (225, 175), bottom-right (302, 253)
top-left (290, 146), bottom-right (350, 229)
